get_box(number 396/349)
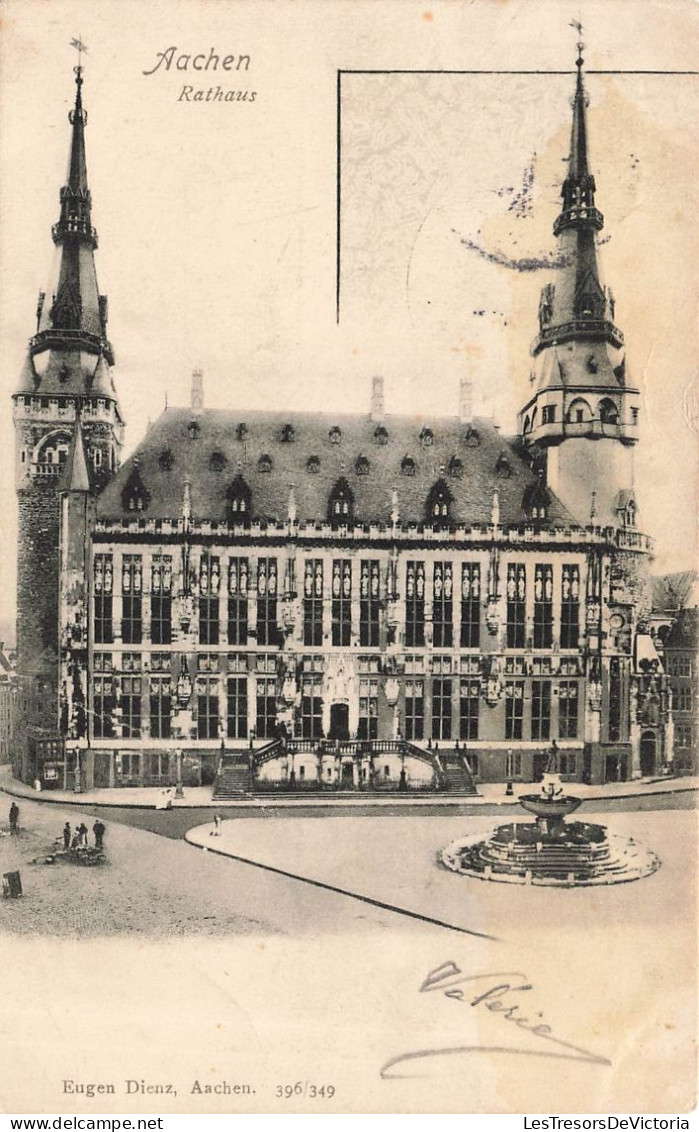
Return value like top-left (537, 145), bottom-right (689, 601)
top-left (275, 1082), bottom-right (336, 1099)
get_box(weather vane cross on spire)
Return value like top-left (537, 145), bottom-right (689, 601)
top-left (569, 19), bottom-right (584, 66)
top-left (70, 36), bottom-right (88, 70)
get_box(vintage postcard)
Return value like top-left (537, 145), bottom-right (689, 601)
top-left (0, 0), bottom-right (696, 1117)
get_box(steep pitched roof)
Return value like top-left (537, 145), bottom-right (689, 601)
top-left (96, 407), bottom-right (579, 529)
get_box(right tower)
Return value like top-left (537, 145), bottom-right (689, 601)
top-left (518, 45), bottom-right (641, 529)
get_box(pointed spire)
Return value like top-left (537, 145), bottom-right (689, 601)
top-left (31, 62), bottom-right (114, 367)
top-left (532, 44), bottom-right (623, 357)
top-left (60, 419), bottom-right (91, 493)
top-left (553, 42), bottom-right (603, 238)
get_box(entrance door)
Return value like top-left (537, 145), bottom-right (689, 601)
top-left (341, 761), bottom-right (354, 787)
top-left (329, 703), bottom-right (350, 741)
top-left (640, 732), bottom-right (656, 777)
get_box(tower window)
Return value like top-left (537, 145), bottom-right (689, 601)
top-left (631, 407), bottom-right (639, 424)
top-left (328, 477), bottom-right (354, 527)
top-left (400, 456), bottom-right (416, 477)
top-left (542, 405), bottom-right (556, 424)
top-left (426, 479), bottom-right (453, 527)
top-left (567, 398), bottom-right (592, 424)
top-left (598, 399), bottom-right (619, 425)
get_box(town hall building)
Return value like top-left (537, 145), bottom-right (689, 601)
top-left (11, 50), bottom-right (672, 795)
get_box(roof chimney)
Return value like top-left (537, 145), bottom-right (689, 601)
top-left (371, 376), bottom-right (385, 421)
top-left (459, 375), bottom-right (473, 426)
top-left (191, 367), bottom-right (204, 413)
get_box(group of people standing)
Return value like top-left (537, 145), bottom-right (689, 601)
top-left (62, 820), bottom-right (106, 851)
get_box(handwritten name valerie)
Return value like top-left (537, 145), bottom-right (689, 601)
top-left (143, 47), bottom-right (256, 103)
top-left (380, 960), bottom-right (612, 1079)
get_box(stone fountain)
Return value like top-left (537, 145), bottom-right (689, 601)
top-left (441, 771), bottom-right (659, 887)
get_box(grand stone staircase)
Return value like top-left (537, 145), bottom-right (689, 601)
top-left (437, 748), bottom-right (478, 795)
top-left (212, 755), bottom-right (253, 799)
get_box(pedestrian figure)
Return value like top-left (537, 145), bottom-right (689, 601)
top-left (9, 802), bottom-right (19, 834)
top-left (92, 820), bottom-right (106, 850)
top-left (71, 829), bottom-right (80, 849)
top-left (63, 822), bottom-right (71, 850)
top-left (210, 813), bottom-right (222, 837)
top-left (78, 822), bottom-right (89, 847)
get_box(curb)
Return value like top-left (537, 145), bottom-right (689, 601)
top-left (1, 779), bottom-right (695, 812)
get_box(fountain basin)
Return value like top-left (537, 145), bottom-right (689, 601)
top-left (518, 794), bottom-right (583, 820)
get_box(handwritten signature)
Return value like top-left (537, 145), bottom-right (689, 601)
top-left (380, 960), bottom-right (611, 1079)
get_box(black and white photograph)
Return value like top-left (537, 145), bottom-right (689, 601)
top-left (0, 0), bottom-right (696, 1118)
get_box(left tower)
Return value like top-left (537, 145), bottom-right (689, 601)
top-left (12, 63), bottom-right (123, 762)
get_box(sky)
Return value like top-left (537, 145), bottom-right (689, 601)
top-left (0, 0), bottom-right (696, 642)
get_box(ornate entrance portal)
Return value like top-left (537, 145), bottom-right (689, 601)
top-left (329, 702), bottom-right (350, 741)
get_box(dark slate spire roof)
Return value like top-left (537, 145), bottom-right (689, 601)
top-left (17, 64), bottom-right (119, 403)
top-left (532, 46), bottom-right (624, 363)
top-left (96, 407), bottom-right (579, 529)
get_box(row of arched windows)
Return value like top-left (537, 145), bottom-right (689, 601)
top-left (523, 396), bottom-right (624, 434)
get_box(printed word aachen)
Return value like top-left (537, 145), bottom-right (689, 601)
top-left (143, 48), bottom-right (251, 76)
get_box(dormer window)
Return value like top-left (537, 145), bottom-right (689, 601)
top-left (448, 456), bottom-right (463, 479)
top-left (209, 450), bottom-right (227, 472)
top-left (328, 477), bottom-right (354, 527)
top-left (227, 475), bottom-right (252, 525)
top-left (426, 479), bottom-right (453, 527)
top-left (188, 420), bottom-right (200, 440)
top-left (495, 453), bottom-right (513, 478)
top-left (522, 481), bottom-right (551, 525)
top-left (355, 455), bottom-right (370, 476)
top-left (236, 423), bottom-right (248, 442)
top-left (121, 463), bottom-right (150, 514)
top-left (401, 456), bottom-right (416, 477)
top-left (329, 426), bottom-right (342, 445)
top-left (374, 425), bottom-right (388, 446)
top-left (306, 455), bottom-right (320, 475)
top-left (419, 427), bottom-right (434, 447)
top-left (258, 454), bottom-right (273, 473)
top-left (158, 448), bottom-right (174, 471)
top-left (280, 424), bottom-right (295, 443)
top-left (465, 427), bottom-right (480, 447)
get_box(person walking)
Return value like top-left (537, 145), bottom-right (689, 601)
top-left (9, 802), bottom-right (19, 834)
top-left (78, 822), bottom-right (89, 848)
top-left (92, 820), bottom-right (106, 851)
top-left (63, 822), bottom-right (71, 850)
top-left (210, 813), bottom-right (222, 837)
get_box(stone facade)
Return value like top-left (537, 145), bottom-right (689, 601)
top-left (11, 58), bottom-right (674, 794)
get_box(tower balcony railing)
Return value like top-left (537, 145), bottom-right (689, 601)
top-left (29, 328), bottom-right (113, 365)
top-left (29, 462), bottom-right (61, 479)
top-left (527, 419), bottom-right (638, 444)
top-left (533, 318), bottom-right (624, 353)
top-left (553, 205), bottom-right (604, 236)
top-left (51, 219), bottom-right (98, 247)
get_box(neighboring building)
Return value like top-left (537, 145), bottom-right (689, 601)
top-left (650, 573), bottom-right (698, 775)
top-left (0, 642), bottom-right (18, 766)
top-left (11, 51), bottom-right (672, 794)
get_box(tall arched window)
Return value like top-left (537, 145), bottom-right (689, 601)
top-left (426, 479), bottom-right (453, 527)
top-left (567, 397), bottom-right (592, 424)
top-left (227, 475), bottom-right (252, 525)
top-left (328, 477), bottom-right (354, 527)
top-left (598, 398), bottom-right (619, 425)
